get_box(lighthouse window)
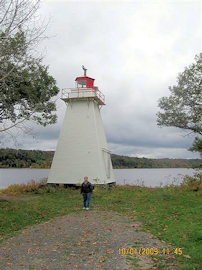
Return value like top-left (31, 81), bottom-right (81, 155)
top-left (77, 81), bottom-right (86, 87)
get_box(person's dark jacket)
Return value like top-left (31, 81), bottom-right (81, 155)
top-left (81, 182), bottom-right (93, 194)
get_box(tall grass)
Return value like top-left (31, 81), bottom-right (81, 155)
top-left (0, 179), bottom-right (49, 195)
top-left (180, 172), bottom-right (202, 191)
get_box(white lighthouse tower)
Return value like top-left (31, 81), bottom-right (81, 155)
top-left (48, 67), bottom-right (115, 185)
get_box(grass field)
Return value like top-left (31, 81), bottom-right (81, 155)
top-left (0, 183), bottom-right (201, 269)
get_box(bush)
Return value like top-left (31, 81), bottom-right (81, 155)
top-left (180, 172), bottom-right (202, 191)
top-left (0, 179), bottom-right (48, 195)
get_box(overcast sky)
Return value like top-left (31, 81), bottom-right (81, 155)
top-left (5, 0), bottom-right (202, 158)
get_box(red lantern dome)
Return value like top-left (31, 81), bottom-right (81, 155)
top-left (75, 65), bottom-right (96, 90)
top-left (75, 75), bottom-right (95, 90)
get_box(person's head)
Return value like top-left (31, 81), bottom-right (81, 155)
top-left (84, 176), bottom-right (88, 183)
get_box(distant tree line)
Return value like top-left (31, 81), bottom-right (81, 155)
top-left (0, 149), bottom-right (201, 169)
top-left (0, 148), bottom-right (54, 168)
top-left (111, 154), bottom-right (201, 169)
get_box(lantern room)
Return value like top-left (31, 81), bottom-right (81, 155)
top-left (75, 75), bottom-right (95, 90)
top-left (61, 66), bottom-right (105, 105)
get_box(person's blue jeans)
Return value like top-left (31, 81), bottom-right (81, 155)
top-left (83, 192), bottom-right (91, 208)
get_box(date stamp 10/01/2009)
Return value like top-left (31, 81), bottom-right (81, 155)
top-left (118, 247), bottom-right (183, 256)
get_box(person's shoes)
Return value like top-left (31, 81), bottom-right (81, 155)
top-left (86, 208), bottom-right (90, 210)
top-left (83, 207), bottom-right (86, 210)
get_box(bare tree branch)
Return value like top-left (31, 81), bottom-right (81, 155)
top-left (0, 0), bottom-right (59, 146)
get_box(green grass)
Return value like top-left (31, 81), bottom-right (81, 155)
top-left (0, 188), bottom-right (81, 239)
top-left (126, 254), bottom-right (140, 269)
top-left (0, 185), bottom-right (201, 269)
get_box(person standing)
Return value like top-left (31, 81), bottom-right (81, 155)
top-left (81, 176), bottom-right (93, 210)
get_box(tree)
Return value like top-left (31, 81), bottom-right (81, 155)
top-left (0, 0), bottom-right (47, 75)
top-left (1, 56), bottom-right (59, 130)
top-left (189, 137), bottom-right (202, 157)
top-left (0, 0), bottom-right (59, 142)
top-left (157, 53), bottom-right (202, 156)
top-left (0, 0), bottom-right (47, 56)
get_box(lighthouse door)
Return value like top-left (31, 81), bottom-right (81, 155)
top-left (102, 149), bottom-right (111, 179)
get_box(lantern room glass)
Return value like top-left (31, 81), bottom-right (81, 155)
top-left (76, 80), bottom-right (86, 88)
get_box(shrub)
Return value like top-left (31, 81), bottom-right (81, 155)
top-left (180, 172), bottom-right (202, 191)
top-left (0, 179), bottom-right (48, 195)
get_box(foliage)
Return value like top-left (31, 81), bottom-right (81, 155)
top-left (0, 0), bottom-right (59, 136)
top-left (0, 179), bottom-right (49, 195)
top-left (189, 137), bottom-right (202, 157)
top-left (0, 0), bottom-right (47, 68)
top-left (0, 57), bottom-right (59, 129)
top-left (0, 148), bottom-right (201, 168)
top-left (180, 172), bottom-right (202, 191)
top-left (0, 148), bottom-right (54, 168)
top-left (111, 154), bottom-right (201, 169)
top-left (157, 53), bottom-right (202, 155)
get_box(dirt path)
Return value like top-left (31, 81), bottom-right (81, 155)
top-left (0, 210), bottom-right (178, 270)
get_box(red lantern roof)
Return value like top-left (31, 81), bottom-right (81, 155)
top-left (75, 75), bottom-right (95, 89)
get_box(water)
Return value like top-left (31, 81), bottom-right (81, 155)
top-left (113, 168), bottom-right (196, 187)
top-left (0, 168), bottom-right (196, 189)
top-left (0, 169), bottom-right (50, 189)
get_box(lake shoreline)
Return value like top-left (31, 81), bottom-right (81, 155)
top-left (1, 148), bottom-right (201, 169)
top-left (0, 168), bottom-right (197, 190)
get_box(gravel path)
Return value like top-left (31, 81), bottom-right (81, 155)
top-left (0, 210), bottom-right (178, 270)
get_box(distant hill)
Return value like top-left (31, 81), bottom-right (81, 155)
top-left (111, 154), bottom-right (202, 169)
top-left (0, 148), bottom-right (201, 169)
top-left (0, 148), bottom-right (54, 168)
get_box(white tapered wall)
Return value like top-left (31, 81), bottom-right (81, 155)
top-left (48, 99), bottom-right (115, 184)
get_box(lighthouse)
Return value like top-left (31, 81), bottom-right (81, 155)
top-left (48, 67), bottom-right (115, 185)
